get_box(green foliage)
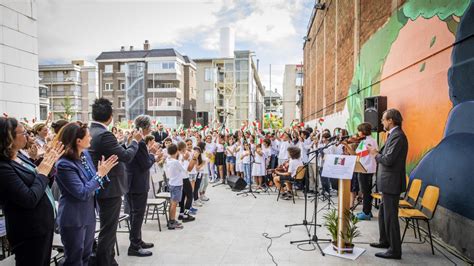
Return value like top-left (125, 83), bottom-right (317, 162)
top-left (402, 0), bottom-right (470, 21)
top-left (323, 209), bottom-right (338, 242)
top-left (342, 210), bottom-right (361, 245)
top-left (263, 114), bottom-right (283, 130)
top-left (60, 97), bottom-right (74, 121)
top-left (419, 62), bottom-right (426, 72)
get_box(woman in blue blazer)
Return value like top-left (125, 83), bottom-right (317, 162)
top-left (55, 122), bottom-right (117, 266)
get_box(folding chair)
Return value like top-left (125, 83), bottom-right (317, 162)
top-left (277, 166), bottom-right (305, 204)
top-left (399, 185), bottom-right (440, 255)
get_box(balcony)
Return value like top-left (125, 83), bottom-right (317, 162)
top-left (40, 77), bottom-right (81, 83)
top-left (147, 87), bottom-right (181, 94)
top-left (49, 91), bottom-right (82, 98)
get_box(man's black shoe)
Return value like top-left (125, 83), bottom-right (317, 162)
top-left (375, 252), bottom-right (401, 260)
top-left (128, 247), bottom-right (152, 257)
top-left (181, 214), bottom-right (195, 222)
top-left (140, 242), bottom-right (154, 249)
top-left (370, 242), bottom-right (390, 249)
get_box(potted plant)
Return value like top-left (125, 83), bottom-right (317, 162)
top-left (323, 209), bottom-right (338, 250)
top-left (341, 209), bottom-right (361, 254)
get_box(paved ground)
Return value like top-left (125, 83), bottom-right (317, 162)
top-left (115, 184), bottom-right (460, 265)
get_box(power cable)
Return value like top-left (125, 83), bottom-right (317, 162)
top-left (261, 226), bottom-right (292, 266)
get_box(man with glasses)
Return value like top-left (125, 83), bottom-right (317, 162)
top-left (367, 109), bottom-right (408, 260)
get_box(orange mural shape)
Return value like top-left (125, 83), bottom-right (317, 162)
top-left (380, 17), bottom-right (454, 162)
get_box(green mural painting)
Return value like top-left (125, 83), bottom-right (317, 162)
top-left (346, 0), bottom-right (470, 172)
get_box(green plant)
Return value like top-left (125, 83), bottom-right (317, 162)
top-left (323, 209), bottom-right (338, 242)
top-left (342, 210), bottom-right (361, 246)
top-left (60, 96), bottom-right (74, 121)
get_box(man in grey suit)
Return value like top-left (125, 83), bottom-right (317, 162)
top-left (367, 108), bottom-right (408, 260)
top-left (89, 98), bottom-right (142, 265)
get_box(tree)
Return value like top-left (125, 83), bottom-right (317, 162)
top-left (263, 113), bottom-right (283, 130)
top-left (60, 97), bottom-right (74, 121)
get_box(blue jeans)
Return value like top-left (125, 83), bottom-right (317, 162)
top-left (243, 163), bottom-right (251, 184)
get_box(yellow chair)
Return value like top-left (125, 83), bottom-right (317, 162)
top-left (399, 178), bottom-right (422, 208)
top-left (399, 185), bottom-right (440, 255)
top-left (372, 175), bottom-right (411, 202)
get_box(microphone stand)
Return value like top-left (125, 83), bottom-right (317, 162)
top-left (236, 143), bottom-right (259, 198)
top-left (287, 140), bottom-right (337, 256)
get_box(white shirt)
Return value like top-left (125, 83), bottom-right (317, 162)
top-left (164, 158), bottom-right (187, 186)
top-left (356, 136), bottom-right (378, 173)
top-left (241, 151), bottom-right (251, 164)
top-left (300, 137), bottom-right (313, 163)
top-left (271, 140), bottom-right (280, 155)
top-left (226, 144), bottom-right (235, 156)
top-left (278, 140), bottom-right (290, 160)
top-left (205, 142), bottom-right (216, 153)
top-left (216, 143), bottom-right (224, 153)
top-left (288, 158), bottom-right (303, 177)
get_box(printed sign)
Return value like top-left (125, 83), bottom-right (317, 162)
top-left (321, 154), bottom-right (357, 180)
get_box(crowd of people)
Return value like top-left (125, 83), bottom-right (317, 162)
top-left (0, 95), bottom-right (407, 264)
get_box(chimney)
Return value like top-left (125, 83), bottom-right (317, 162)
top-left (120, 46), bottom-right (125, 51)
top-left (144, 40), bottom-right (150, 50)
top-left (130, 46), bottom-right (134, 51)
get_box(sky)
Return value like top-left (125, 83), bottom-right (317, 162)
top-left (37, 0), bottom-right (313, 94)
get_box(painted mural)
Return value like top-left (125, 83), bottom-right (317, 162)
top-left (344, 0), bottom-right (473, 219)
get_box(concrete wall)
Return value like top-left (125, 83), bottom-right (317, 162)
top-left (282, 64), bottom-right (297, 127)
top-left (0, 0), bottom-right (39, 119)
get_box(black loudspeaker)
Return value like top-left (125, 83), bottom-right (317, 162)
top-left (364, 96), bottom-right (387, 132)
top-left (227, 175), bottom-right (247, 191)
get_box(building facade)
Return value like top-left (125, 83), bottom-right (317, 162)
top-left (39, 60), bottom-right (97, 122)
top-left (302, 0), bottom-right (474, 259)
top-left (96, 42), bottom-right (196, 128)
top-left (282, 64), bottom-right (303, 127)
top-left (0, 1), bottom-right (40, 120)
top-left (195, 50), bottom-right (264, 129)
top-left (264, 89), bottom-right (282, 117)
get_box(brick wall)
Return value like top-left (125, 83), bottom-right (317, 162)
top-left (302, 0), bottom-right (404, 122)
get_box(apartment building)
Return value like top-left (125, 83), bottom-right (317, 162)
top-left (195, 50), bottom-right (264, 129)
top-left (39, 60), bottom-right (97, 122)
top-left (96, 41), bottom-right (196, 128)
top-left (282, 64), bottom-right (303, 126)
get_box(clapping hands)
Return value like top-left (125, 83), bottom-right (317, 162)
top-left (37, 142), bottom-right (65, 176)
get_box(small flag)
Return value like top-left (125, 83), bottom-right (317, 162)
top-left (334, 157), bottom-right (346, 166)
top-left (356, 141), bottom-right (369, 157)
top-left (318, 118), bottom-right (324, 126)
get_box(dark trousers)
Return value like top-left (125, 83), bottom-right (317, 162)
top-left (12, 230), bottom-right (53, 266)
top-left (128, 192), bottom-right (148, 249)
top-left (96, 196), bottom-right (122, 266)
top-left (193, 175), bottom-right (202, 201)
top-left (179, 178), bottom-right (193, 214)
top-left (319, 167), bottom-right (331, 193)
top-left (378, 193), bottom-right (402, 256)
top-left (358, 173), bottom-right (373, 215)
top-left (60, 224), bottom-right (96, 266)
top-left (270, 155), bottom-right (278, 169)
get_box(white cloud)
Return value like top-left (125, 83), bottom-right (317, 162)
top-left (37, 0), bottom-right (311, 93)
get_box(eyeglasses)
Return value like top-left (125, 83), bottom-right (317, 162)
top-left (17, 130), bottom-right (28, 136)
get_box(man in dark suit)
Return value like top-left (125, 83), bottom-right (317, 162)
top-left (127, 115), bottom-right (157, 257)
top-left (88, 98), bottom-right (142, 266)
top-left (367, 108), bottom-right (408, 260)
top-left (152, 123), bottom-right (168, 144)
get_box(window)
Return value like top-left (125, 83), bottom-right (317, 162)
top-left (119, 63), bottom-right (126, 73)
top-left (104, 64), bottom-right (113, 73)
top-left (167, 100), bottom-right (172, 106)
top-left (119, 98), bottom-right (126, 109)
top-left (39, 106), bottom-right (48, 120)
top-left (204, 90), bottom-right (213, 103)
top-left (296, 72), bottom-right (304, 86)
top-left (104, 83), bottom-right (113, 91)
top-left (160, 83), bottom-right (173, 88)
top-left (204, 68), bottom-right (212, 81)
top-left (119, 82), bottom-right (125, 91)
top-left (162, 62), bottom-right (175, 70)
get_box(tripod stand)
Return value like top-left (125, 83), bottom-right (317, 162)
top-left (287, 141), bottom-right (336, 256)
top-left (236, 143), bottom-right (259, 198)
top-left (285, 152), bottom-right (319, 233)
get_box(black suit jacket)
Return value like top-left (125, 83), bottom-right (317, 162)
top-left (376, 127), bottom-right (409, 195)
top-left (127, 140), bottom-right (155, 194)
top-left (0, 157), bottom-right (55, 246)
top-left (88, 122), bottom-right (138, 199)
top-left (152, 130), bottom-right (168, 144)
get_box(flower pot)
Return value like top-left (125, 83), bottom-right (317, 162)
top-left (331, 242), bottom-right (354, 254)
